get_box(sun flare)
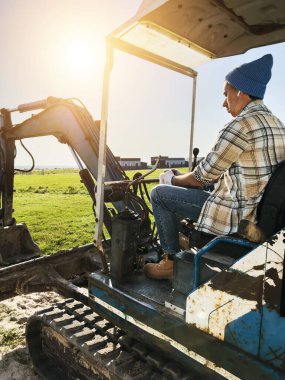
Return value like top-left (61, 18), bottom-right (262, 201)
top-left (58, 35), bottom-right (104, 79)
top-left (66, 40), bottom-right (93, 72)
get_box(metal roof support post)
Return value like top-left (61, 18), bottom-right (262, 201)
top-left (94, 40), bottom-right (114, 273)
top-left (188, 74), bottom-right (197, 171)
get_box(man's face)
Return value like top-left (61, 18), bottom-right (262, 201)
top-left (223, 82), bottom-right (248, 117)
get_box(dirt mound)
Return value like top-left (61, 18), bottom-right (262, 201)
top-left (0, 292), bottom-right (62, 380)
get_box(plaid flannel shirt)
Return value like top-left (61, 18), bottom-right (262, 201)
top-left (193, 100), bottom-right (285, 235)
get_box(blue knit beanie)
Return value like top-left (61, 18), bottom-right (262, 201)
top-left (225, 54), bottom-right (273, 99)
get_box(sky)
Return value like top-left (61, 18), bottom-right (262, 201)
top-left (1, 0), bottom-right (285, 168)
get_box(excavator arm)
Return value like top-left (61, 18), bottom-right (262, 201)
top-left (1, 98), bottom-right (126, 183)
top-left (0, 97), bottom-right (153, 266)
top-left (0, 98), bottom-right (131, 265)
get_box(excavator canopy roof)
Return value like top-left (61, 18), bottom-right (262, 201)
top-left (109, 0), bottom-right (285, 75)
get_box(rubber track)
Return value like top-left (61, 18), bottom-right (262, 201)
top-left (26, 298), bottom-right (196, 380)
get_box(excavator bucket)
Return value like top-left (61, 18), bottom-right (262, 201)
top-left (0, 223), bottom-right (40, 265)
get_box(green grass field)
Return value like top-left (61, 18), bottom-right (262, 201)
top-left (13, 171), bottom-right (95, 254)
top-left (13, 168), bottom-right (188, 255)
top-left (11, 169), bottom-right (161, 254)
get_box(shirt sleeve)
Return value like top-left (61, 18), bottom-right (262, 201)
top-left (193, 119), bottom-right (249, 181)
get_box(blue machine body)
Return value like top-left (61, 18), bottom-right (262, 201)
top-left (89, 231), bottom-right (285, 380)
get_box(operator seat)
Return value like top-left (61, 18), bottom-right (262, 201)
top-left (174, 160), bottom-right (285, 296)
top-left (239, 159), bottom-right (285, 243)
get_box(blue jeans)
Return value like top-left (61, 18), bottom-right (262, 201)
top-left (150, 185), bottom-right (210, 254)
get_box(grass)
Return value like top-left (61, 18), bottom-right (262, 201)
top-left (15, 170), bottom-right (87, 194)
top-left (0, 304), bottom-right (24, 350)
top-left (0, 327), bottom-right (23, 348)
top-left (13, 170), bottom-right (97, 255)
top-left (12, 168), bottom-right (188, 255)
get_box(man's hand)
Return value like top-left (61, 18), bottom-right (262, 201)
top-left (171, 172), bottom-right (205, 188)
top-left (159, 169), bottom-right (210, 188)
top-left (159, 169), bottom-right (175, 185)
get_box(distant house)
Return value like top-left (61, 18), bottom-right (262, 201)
top-left (151, 155), bottom-right (205, 169)
top-left (115, 157), bottom-right (147, 170)
top-left (151, 156), bottom-right (187, 168)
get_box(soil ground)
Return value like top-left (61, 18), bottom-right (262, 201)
top-left (0, 292), bottom-right (62, 380)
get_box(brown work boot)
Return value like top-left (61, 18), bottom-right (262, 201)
top-left (144, 256), bottom-right (173, 280)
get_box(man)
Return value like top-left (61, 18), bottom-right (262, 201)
top-left (144, 54), bottom-right (285, 280)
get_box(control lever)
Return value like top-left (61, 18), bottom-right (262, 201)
top-left (192, 147), bottom-right (199, 171)
top-left (124, 156), bottom-right (161, 208)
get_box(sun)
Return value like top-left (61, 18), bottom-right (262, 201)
top-left (65, 39), bottom-right (95, 74)
top-left (57, 35), bottom-right (104, 80)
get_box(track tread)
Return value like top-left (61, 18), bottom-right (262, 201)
top-left (71, 327), bottom-right (95, 343)
top-left (52, 313), bottom-right (75, 326)
top-left (81, 334), bottom-right (109, 353)
top-left (26, 299), bottom-right (200, 379)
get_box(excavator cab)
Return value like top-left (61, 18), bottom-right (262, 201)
top-left (89, 2), bottom-right (285, 379)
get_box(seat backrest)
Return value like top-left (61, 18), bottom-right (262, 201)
top-left (256, 160), bottom-right (285, 238)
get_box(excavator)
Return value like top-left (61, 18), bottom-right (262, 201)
top-left (1, 1), bottom-right (285, 379)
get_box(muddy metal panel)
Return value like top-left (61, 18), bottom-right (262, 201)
top-left (186, 243), bottom-right (265, 353)
top-left (186, 230), bottom-right (285, 372)
top-left (260, 231), bottom-right (285, 370)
